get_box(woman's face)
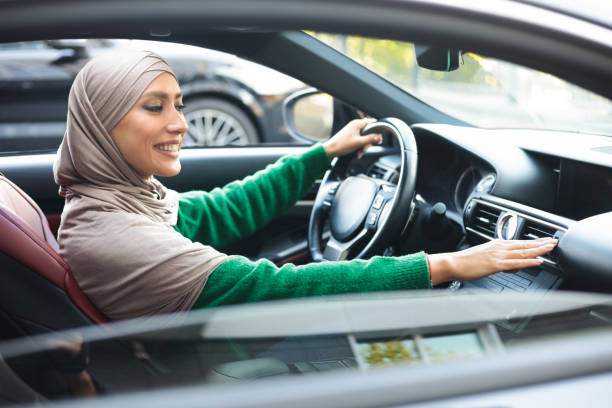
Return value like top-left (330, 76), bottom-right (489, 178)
top-left (110, 72), bottom-right (188, 180)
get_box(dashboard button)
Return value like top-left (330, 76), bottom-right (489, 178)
top-left (501, 272), bottom-right (532, 286)
top-left (481, 279), bottom-right (504, 293)
top-left (448, 280), bottom-right (462, 291)
top-left (373, 194), bottom-right (384, 210)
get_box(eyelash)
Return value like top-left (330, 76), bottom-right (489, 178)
top-left (144, 104), bottom-right (186, 113)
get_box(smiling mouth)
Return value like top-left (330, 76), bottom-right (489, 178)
top-left (154, 144), bottom-right (180, 152)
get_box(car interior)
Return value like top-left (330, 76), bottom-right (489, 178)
top-left (1, 0), bottom-right (612, 405)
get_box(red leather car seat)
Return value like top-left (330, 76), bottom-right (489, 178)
top-left (0, 174), bottom-right (107, 339)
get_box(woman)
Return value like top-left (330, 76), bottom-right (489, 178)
top-left (53, 50), bottom-right (556, 320)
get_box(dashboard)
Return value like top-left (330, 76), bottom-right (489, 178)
top-left (365, 123), bottom-right (612, 294)
top-left (412, 124), bottom-right (612, 221)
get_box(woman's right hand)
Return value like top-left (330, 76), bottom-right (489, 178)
top-left (323, 118), bottom-right (382, 159)
top-left (428, 237), bottom-right (558, 285)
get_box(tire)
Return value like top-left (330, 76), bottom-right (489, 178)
top-left (182, 98), bottom-right (259, 147)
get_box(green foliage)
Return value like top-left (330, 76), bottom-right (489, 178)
top-left (360, 341), bottom-right (421, 366)
top-left (310, 33), bottom-right (497, 88)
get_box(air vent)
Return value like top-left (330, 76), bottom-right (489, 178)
top-left (519, 220), bottom-right (558, 240)
top-left (367, 163), bottom-right (399, 183)
top-left (471, 203), bottom-right (502, 238)
top-left (519, 219), bottom-right (563, 267)
top-left (466, 200), bottom-right (565, 269)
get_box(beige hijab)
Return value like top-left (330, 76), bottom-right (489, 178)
top-left (54, 50), bottom-right (229, 320)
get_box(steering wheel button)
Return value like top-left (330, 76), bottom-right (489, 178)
top-left (367, 212), bottom-right (378, 225)
top-left (373, 194), bottom-right (384, 210)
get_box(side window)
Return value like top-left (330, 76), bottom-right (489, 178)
top-left (0, 39), bottom-right (308, 154)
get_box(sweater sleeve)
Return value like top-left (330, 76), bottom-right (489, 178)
top-left (193, 251), bottom-right (432, 308)
top-left (174, 144), bottom-right (331, 248)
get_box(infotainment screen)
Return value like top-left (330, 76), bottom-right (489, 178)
top-left (354, 332), bottom-right (483, 369)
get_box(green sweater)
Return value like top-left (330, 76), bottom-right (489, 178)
top-left (174, 144), bottom-right (431, 308)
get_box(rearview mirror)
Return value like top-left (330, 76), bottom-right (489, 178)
top-left (414, 45), bottom-right (461, 71)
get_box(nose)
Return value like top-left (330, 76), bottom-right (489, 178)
top-left (167, 109), bottom-right (188, 135)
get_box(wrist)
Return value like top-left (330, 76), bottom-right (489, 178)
top-left (323, 140), bottom-right (338, 159)
top-left (428, 253), bottom-right (456, 285)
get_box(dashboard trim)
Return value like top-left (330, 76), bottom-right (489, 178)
top-left (471, 198), bottom-right (568, 234)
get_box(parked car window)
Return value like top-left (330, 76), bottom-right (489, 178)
top-left (0, 39), bottom-right (309, 154)
top-left (309, 33), bottom-right (612, 137)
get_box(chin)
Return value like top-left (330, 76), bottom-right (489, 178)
top-left (156, 164), bottom-right (182, 178)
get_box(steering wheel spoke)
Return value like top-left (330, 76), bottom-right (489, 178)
top-left (322, 228), bottom-right (371, 261)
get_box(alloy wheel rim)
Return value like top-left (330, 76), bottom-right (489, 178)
top-left (183, 108), bottom-right (249, 146)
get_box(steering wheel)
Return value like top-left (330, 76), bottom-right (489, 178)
top-left (308, 118), bottom-right (418, 261)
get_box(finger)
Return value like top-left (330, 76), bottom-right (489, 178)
top-left (532, 237), bottom-right (558, 246)
top-left (361, 133), bottom-right (381, 145)
top-left (356, 117), bottom-right (378, 133)
top-left (356, 117), bottom-right (375, 129)
top-left (535, 237), bottom-right (557, 242)
top-left (357, 144), bottom-right (371, 159)
top-left (509, 243), bottom-right (556, 259)
top-left (504, 238), bottom-right (557, 249)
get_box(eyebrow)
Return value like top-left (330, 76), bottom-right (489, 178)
top-left (141, 91), bottom-right (183, 99)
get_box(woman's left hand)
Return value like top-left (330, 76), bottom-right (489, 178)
top-left (428, 237), bottom-right (558, 285)
top-left (323, 118), bottom-right (382, 159)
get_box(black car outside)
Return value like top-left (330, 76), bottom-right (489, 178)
top-left (0, 39), bottom-right (306, 153)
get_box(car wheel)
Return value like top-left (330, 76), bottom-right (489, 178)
top-left (182, 98), bottom-right (259, 147)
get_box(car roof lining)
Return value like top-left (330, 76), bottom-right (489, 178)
top-left (1, 0), bottom-right (612, 101)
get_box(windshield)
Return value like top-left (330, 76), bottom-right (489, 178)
top-left (309, 33), bottom-right (612, 137)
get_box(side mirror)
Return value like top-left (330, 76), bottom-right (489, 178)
top-left (414, 45), bottom-right (461, 71)
top-left (282, 88), bottom-right (334, 143)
